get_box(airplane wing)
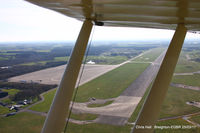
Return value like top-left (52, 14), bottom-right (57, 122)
top-left (26, 0), bottom-right (200, 31)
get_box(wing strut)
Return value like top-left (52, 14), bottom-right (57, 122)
top-left (132, 24), bottom-right (187, 133)
top-left (41, 20), bottom-right (93, 133)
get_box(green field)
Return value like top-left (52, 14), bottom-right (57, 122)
top-left (1, 112), bottom-right (198, 133)
top-left (29, 89), bottom-right (56, 113)
top-left (0, 105), bottom-right (10, 115)
top-left (0, 112), bottom-right (45, 133)
top-left (30, 63), bottom-right (149, 112)
top-left (0, 111), bottom-right (132, 133)
top-left (159, 86), bottom-right (200, 118)
top-left (190, 114), bottom-right (200, 124)
top-left (54, 56), bottom-right (69, 62)
top-left (175, 60), bottom-right (200, 73)
top-left (35, 50), bottom-right (51, 52)
top-left (0, 89), bottom-right (20, 107)
top-left (53, 56), bottom-right (128, 65)
top-left (86, 56), bottom-right (128, 65)
top-left (133, 48), bottom-right (165, 62)
top-left (175, 51), bottom-right (200, 73)
top-left (20, 61), bottom-right (47, 66)
top-left (0, 52), bottom-right (17, 55)
top-left (129, 86), bottom-right (200, 122)
top-left (1, 98), bottom-right (12, 104)
top-left (155, 118), bottom-right (199, 133)
top-left (70, 113), bottom-right (98, 121)
top-left (172, 74), bottom-right (200, 86)
top-left (2, 89), bottom-right (20, 96)
top-left (0, 56), bottom-right (9, 60)
top-left (20, 56), bottom-right (69, 66)
top-left (75, 63), bottom-right (149, 102)
top-left (65, 123), bottom-right (132, 133)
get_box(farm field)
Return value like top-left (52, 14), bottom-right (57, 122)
top-left (0, 112), bottom-right (45, 133)
top-left (190, 115), bottom-right (200, 124)
top-left (159, 86), bottom-right (200, 118)
top-left (0, 112), bottom-right (132, 133)
top-left (0, 112), bottom-right (199, 133)
top-left (175, 49), bottom-right (200, 73)
top-left (155, 118), bottom-right (200, 133)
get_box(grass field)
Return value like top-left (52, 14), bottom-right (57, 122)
top-left (1, 112), bottom-right (198, 133)
top-left (172, 74), bottom-right (200, 86)
top-left (133, 48), bottom-right (165, 62)
top-left (0, 105), bottom-right (10, 115)
top-left (1, 98), bottom-right (12, 104)
top-left (0, 112), bottom-right (45, 133)
top-left (0, 56), bottom-right (9, 60)
top-left (21, 61), bottom-right (47, 66)
top-left (70, 113), bottom-right (98, 120)
top-left (75, 63), bottom-right (149, 102)
top-left (175, 51), bottom-right (200, 73)
top-left (0, 89), bottom-right (20, 107)
top-left (0, 111), bottom-right (132, 133)
top-left (54, 56), bottom-right (69, 62)
top-left (155, 118), bottom-right (199, 133)
top-left (54, 56), bottom-right (128, 65)
top-left (65, 123), bottom-right (132, 133)
top-left (86, 56), bottom-right (128, 65)
top-left (190, 114), bottom-right (200, 124)
top-left (29, 89), bottom-right (56, 113)
top-left (20, 56), bottom-right (69, 66)
top-left (129, 86), bottom-right (200, 122)
top-left (2, 89), bottom-right (20, 96)
top-left (159, 86), bottom-right (200, 118)
top-left (175, 61), bottom-right (200, 73)
top-left (0, 52), bottom-right (17, 55)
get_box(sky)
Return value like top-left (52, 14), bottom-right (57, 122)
top-left (0, 0), bottom-right (200, 43)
